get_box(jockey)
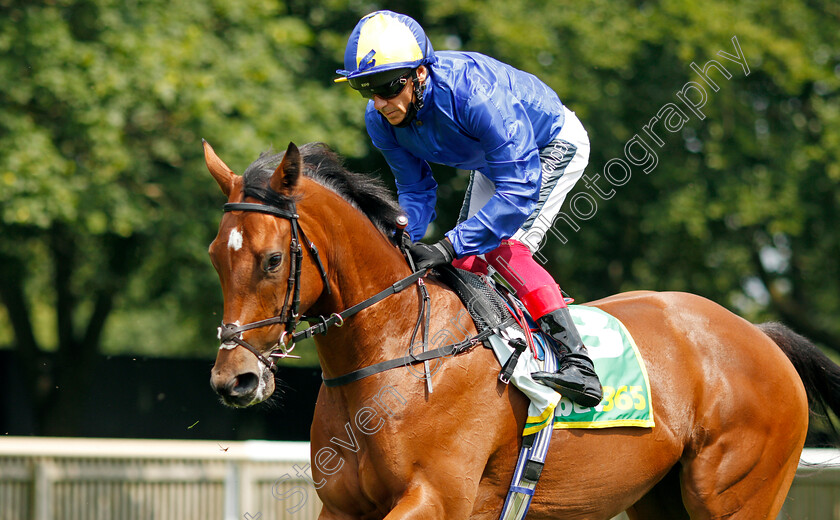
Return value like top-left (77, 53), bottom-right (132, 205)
top-left (336, 11), bottom-right (602, 407)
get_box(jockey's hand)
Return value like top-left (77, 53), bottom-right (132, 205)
top-left (408, 239), bottom-right (456, 271)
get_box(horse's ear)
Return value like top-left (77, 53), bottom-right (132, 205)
top-left (270, 142), bottom-right (302, 195)
top-left (203, 139), bottom-right (236, 196)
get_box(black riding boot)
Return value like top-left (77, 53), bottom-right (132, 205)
top-left (532, 307), bottom-right (603, 407)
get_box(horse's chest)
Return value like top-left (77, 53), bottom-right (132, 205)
top-left (311, 408), bottom-right (397, 514)
top-left (313, 438), bottom-right (396, 517)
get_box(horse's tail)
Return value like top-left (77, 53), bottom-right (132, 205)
top-left (758, 321), bottom-right (840, 441)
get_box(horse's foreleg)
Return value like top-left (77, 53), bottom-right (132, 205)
top-left (383, 480), bottom-right (473, 519)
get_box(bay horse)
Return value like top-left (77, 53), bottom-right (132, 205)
top-left (204, 140), bottom-right (840, 519)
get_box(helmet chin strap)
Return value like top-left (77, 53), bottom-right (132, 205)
top-left (395, 69), bottom-right (426, 128)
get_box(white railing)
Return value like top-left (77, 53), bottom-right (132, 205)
top-left (0, 437), bottom-right (321, 520)
top-left (1, 438), bottom-right (838, 520)
top-left (783, 448), bottom-right (840, 519)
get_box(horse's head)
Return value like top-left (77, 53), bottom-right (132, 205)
top-left (204, 140), bottom-right (328, 407)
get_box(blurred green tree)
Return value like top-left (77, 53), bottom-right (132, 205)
top-left (422, 0), bottom-right (840, 353)
top-left (0, 0), bottom-right (368, 433)
top-left (1, 0), bottom-right (838, 436)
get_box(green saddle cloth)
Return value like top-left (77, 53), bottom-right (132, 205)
top-left (486, 305), bottom-right (654, 435)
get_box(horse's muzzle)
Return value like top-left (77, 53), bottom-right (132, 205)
top-left (210, 366), bottom-right (272, 408)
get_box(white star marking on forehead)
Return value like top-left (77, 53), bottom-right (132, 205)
top-left (228, 228), bottom-right (243, 251)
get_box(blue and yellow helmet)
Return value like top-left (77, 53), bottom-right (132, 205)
top-left (335, 10), bottom-right (436, 88)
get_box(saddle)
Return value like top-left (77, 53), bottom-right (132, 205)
top-left (433, 264), bottom-right (531, 384)
top-left (432, 264), bottom-right (516, 334)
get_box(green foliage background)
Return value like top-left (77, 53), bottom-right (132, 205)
top-left (0, 0), bottom-right (838, 432)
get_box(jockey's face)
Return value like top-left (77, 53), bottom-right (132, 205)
top-left (373, 66), bottom-right (427, 126)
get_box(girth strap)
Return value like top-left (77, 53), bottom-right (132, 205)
top-left (497, 344), bottom-right (558, 520)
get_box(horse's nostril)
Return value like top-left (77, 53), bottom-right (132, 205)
top-left (230, 372), bottom-right (259, 396)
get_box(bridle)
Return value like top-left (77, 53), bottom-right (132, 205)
top-left (216, 199), bottom-right (427, 375)
top-left (216, 199), bottom-right (504, 386)
top-left (216, 201), bottom-right (329, 373)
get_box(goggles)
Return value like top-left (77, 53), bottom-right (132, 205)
top-left (349, 73), bottom-right (411, 100)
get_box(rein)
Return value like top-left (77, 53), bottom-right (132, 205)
top-left (217, 199), bottom-right (497, 386)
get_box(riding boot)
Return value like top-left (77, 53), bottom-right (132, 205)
top-left (531, 307), bottom-right (603, 408)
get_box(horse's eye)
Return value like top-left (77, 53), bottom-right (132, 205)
top-left (263, 253), bottom-right (283, 272)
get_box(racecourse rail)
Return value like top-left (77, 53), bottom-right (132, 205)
top-left (0, 437), bottom-right (838, 519)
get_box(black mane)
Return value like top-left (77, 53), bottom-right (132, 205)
top-left (241, 143), bottom-right (402, 236)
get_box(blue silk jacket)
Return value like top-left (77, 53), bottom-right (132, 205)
top-left (366, 51), bottom-right (566, 256)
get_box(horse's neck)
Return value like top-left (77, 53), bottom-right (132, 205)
top-left (299, 181), bottom-right (432, 380)
top-left (301, 182), bottom-right (411, 311)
